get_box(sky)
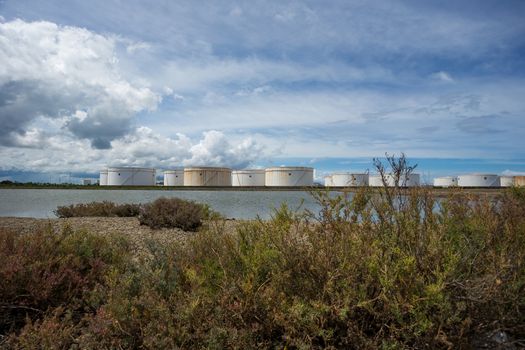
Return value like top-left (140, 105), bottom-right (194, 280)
top-left (0, 0), bottom-right (524, 183)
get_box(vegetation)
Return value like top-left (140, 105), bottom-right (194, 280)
top-left (138, 197), bottom-right (216, 231)
top-left (54, 201), bottom-right (141, 218)
top-left (1, 156), bottom-right (524, 348)
top-left (54, 198), bottom-right (217, 231)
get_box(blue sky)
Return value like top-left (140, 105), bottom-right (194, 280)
top-left (0, 0), bottom-right (524, 183)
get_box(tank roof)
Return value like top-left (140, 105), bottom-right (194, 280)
top-left (108, 167), bottom-right (155, 171)
top-left (184, 166), bottom-right (232, 171)
top-left (265, 166), bottom-right (314, 171)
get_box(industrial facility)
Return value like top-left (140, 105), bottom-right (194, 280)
top-left (365, 174), bottom-right (420, 187)
top-left (96, 165), bottom-right (523, 189)
top-left (232, 169), bottom-right (265, 187)
top-left (265, 167), bottom-right (314, 187)
top-left (184, 167), bottom-right (232, 187)
top-left (106, 167), bottom-right (156, 186)
top-left (330, 173), bottom-right (369, 187)
top-left (457, 174), bottom-right (500, 187)
top-left (433, 176), bottom-right (458, 187)
top-left (163, 170), bottom-right (184, 186)
top-left (499, 176), bottom-right (514, 187)
top-left (99, 169), bottom-right (108, 186)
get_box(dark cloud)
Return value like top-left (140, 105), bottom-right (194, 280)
top-left (456, 115), bottom-right (504, 134)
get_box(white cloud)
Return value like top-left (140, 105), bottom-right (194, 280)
top-left (0, 128), bottom-right (264, 173)
top-left (431, 71), bottom-right (454, 82)
top-left (0, 19), bottom-right (161, 148)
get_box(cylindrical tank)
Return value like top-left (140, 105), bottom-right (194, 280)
top-left (184, 167), bottom-right (232, 186)
top-left (265, 167), bottom-right (314, 187)
top-left (368, 175), bottom-right (383, 187)
top-left (331, 173), bottom-right (369, 187)
top-left (368, 174), bottom-right (420, 187)
top-left (457, 174), bottom-right (499, 187)
top-left (324, 175), bottom-right (333, 187)
top-left (499, 176), bottom-right (514, 187)
top-left (99, 169), bottom-right (108, 186)
top-left (163, 170), bottom-right (184, 186)
top-left (232, 169), bottom-right (265, 186)
top-left (433, 176), bottom-right (458, 187)
top-left (107, 167), bottom-right (156, 186)
top-left (515, 176), bottom-right (525, 187)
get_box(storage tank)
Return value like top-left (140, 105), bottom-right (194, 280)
top-left (163, 170), bottom-right (184, 186)
top-left (433, 176), bottom-right (458, 187)
top-left (232, 169), bottom-right (265, 186)
top-left (515, 176), bottom-right (525, 187)
top-left (368, 175), bottom-right (383, 187)
top-left (331, 173), bottom-right (369, 187)
top-left (107, 167), bottom-right (156, 186)
top-left (184, 167), bottom-right (232, 186)
top-left (99, 169), bottom-right (108, 186)
top-left (324, 175), bottom-right (334, 187)
top-left (265, 167), bottom-right (314, 187)
top-left (499, 176), bottom-right (514, 187)
top-left (368, 174), bottom-right (420, 187)
top-left (457, 174), bottom-right (499, 187)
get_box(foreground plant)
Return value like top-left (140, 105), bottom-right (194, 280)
top-left (3, 156), bottom-right (524, 349)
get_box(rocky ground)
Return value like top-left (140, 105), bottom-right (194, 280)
top-left (0, 217), bottom-right (213, 261)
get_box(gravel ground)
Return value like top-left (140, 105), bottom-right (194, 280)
top-left (0, 217), bottom-right (214, 261)
top-left (0, 216), bottom-right (241, 259)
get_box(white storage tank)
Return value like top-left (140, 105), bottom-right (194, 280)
top-left (368, 174), bottom-right (420, 187)
top-left (184, 167), bottom-right (232, 186)
top-left (331, 173), bottom-right (369, 187)
top-left (368, 175), bottom-right (383, 187)
top-left (107, 167), bottom-right (156, 186)
top-left (457, 174), bottom-right (499, 187)
top-left (499, 176), bottom-right (514, 187)
top-left (265, 167), bottom-right (314, 187)
top-left (232, 169), bottom-right (265, 186)
top-left (163, 170), bottom-right (184, 186)
top-left (433, 176), bottom-right (458, 187)
top-left (324, 175), bottom-right (334, 187)
top-left (99, 169), bottom-right (108, 186)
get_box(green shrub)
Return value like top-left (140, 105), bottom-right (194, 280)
top-left (54, 201), bottom-right (140, 218)
top-left (138, 197), bottom-right (213, 231)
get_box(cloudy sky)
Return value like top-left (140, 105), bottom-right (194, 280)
top-left (1, 0), bottom-right (524, 182)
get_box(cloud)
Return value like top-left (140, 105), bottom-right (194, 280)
top-left (0, 128), bottom-right (264, 173)
top-left (456, 115), bottom-right (504, 134)
top-left (0, 19), bottom-right (160, 148)
top-left (431, 71), bottom-right (454, 82)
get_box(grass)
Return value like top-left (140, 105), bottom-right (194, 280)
top-left (1, 156), bottom-right (524, 348)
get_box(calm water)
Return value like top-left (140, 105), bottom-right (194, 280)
top-left (0, 189), bottom-right (336, 219)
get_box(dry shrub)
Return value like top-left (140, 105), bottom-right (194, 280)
top-left (54, 201), bottom-right (140, 218)
top-left (0, 224), bottom-right (130, 342)
top-left (138, 197), bottom-right (213, 231)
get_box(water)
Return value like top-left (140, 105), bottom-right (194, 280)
top-left (0, 189), bottom-right (333, 219)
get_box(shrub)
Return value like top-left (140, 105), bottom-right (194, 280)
top-left (54, 201), bottom-right (140, 218)
top-left (138, 197), bottom-right (212, 231)
top-left (0, 225), bottom-right (130, 338)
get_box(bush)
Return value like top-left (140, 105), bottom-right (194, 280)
top-left (54, 201), bottom-right (140, 218)
top-left (138, 197), bottom-right (211, 231)
top-left (0, 225), bottom-right (130, 339)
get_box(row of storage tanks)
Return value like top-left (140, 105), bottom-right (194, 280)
top-left (324, 173), bottom-right (421, 187)
top-left (99, 167), bottom-right (525, 188)
top-left (324, 173), bottom-right (525, 188)
top-left (432, 174), bottom-right (524, 187)
top-left (99, 167), bottom-right (315, 187)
